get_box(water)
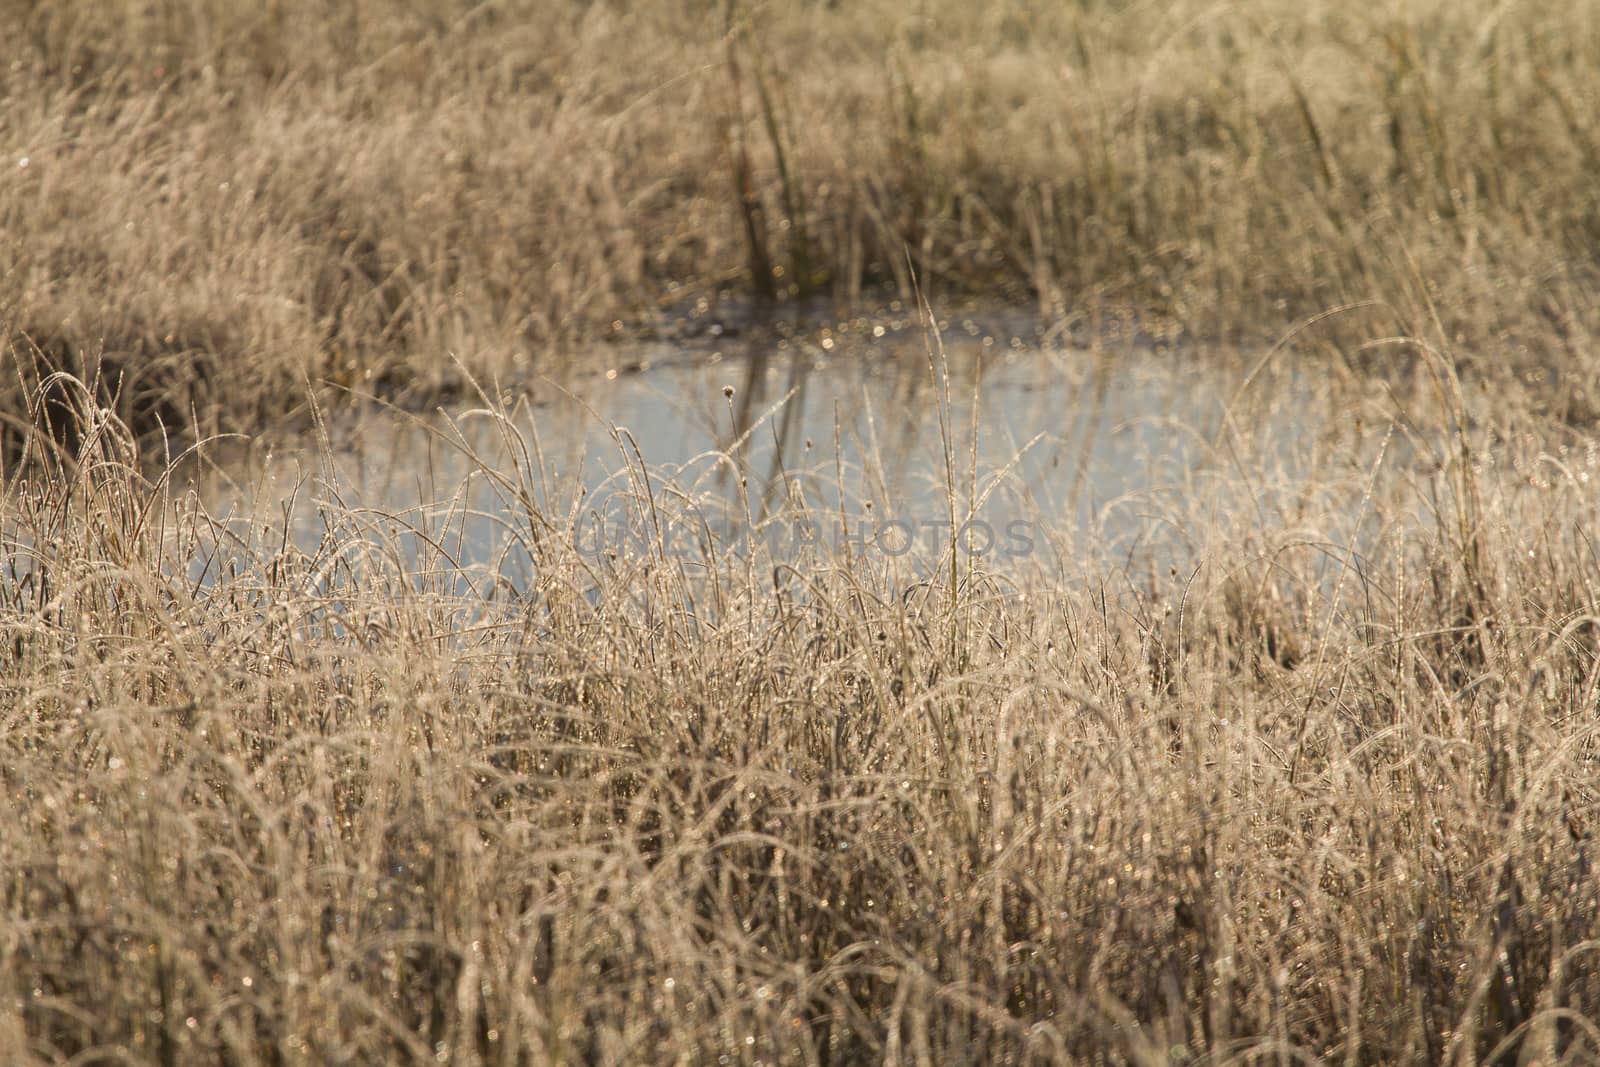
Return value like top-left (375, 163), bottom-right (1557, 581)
top-left (188, 323), bottom-right (1355, 598)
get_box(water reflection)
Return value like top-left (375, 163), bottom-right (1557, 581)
top-left (191, 329), bottom-right (1335, 594)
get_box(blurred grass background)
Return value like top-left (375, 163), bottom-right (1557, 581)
top-left (3, 0), bottom-right (1598, 439)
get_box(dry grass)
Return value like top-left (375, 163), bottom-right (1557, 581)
top-left (5, 1), bottom-right (1600, 1062)
top-left (3, 334), bottom-right (1600, 1062)
top-left (4, 0), bottom-right (1600, 440)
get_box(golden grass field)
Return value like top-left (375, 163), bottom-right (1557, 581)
top-left (4, 0), bottom-right (1600, 1063)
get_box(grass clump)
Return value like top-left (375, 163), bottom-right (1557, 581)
top-left (3, 352), bottom-right (1599, 1062)
top-left (4, 0), bottom-right (1600, 439)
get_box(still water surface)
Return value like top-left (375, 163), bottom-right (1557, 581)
top-left (196, 327), bottom-right (1357, 592)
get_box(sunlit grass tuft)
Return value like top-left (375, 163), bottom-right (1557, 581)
top-left (4, 332), bottom-right (1600, 1061)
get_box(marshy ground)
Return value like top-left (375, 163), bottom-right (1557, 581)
top-left (4, 2), bottom-right (1600, 1064)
